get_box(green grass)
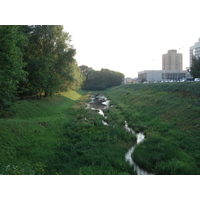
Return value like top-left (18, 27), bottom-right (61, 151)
top-left (102, 82), bottom-right (200, 174)
top-left (0, 90), bottom-right (85, 174)
top-left (0, 89), bottom-right (137, 175)
top-left (2, 83), bottom-right (199, 175)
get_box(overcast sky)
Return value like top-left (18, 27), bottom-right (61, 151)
top-left (3, 0), bottom-right (200, 78)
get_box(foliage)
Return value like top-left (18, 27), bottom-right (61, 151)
top-left (0, 25), bottom-right (27, 116)
top-left (133, 136), bottom-right (197, 175)
top-left (190, 56), bottom-right (200, 78)
top-left (79, 65), bottom-right (93, 82)
top-left (141, 78), bottom-right (147, 82)
top-left (53, 121), bottom-right (136, 175)
top-left (80, 66), bottom-right (124, 90)
top-left (0, 25), bottom-right (83, 115)
top-left (22, 25), bottom-right (82, 97)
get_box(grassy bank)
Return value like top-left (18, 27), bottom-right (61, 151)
top-left (0, 90), bottom-right (84, 174)
top-left (0, 90), bottom-right (136, 175)
top-left (2, 82), bottom-right (199, 175)
top-left (102, 82), bottom-right (200, 175)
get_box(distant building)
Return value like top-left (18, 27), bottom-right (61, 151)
top-left (138, 49), bottom-right (187, 82)
top-left (138, 70), bottom-right (186, 82)
top-left (124, 77), bottom-right (134, 84)
top-left (162, 50), bottom-right (182, 71)
top-left (190, 38), bottom-right (200, 67)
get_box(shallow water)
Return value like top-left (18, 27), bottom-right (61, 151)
top-left (86, 94), bottom-right (153, 175)
top-left (124, 121), bottom-right (154, 175)
top-left (86, 94), bottom-right (110, 111)
top-left (86, 94), bottom-right (110, 125)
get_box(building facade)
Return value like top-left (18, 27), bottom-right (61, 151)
top-left (190, 38), bottom-right (200, 67)
top-left (162, 50), bottom-right (182, 71)
top-left (138, 49), bottom-right (186, 82)
top-left (138, 70), bottom-right (186, 82)
top-left (124, 77), bottom-right (133, 84)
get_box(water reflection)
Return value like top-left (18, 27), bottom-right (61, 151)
top-left (124, 121), bottom-right (154, 175)
top-left (86, 94), bottom-right (153, 175)
top-left (86, 94), bottom-right (110, 110)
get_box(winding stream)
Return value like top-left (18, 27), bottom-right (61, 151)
top-left (86, 94), bottom-right (153, 175)
top-left (124, 121), bottom-right (154, 175)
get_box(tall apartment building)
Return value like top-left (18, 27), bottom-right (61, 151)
top-left (162, 50), bottom-right (182, 71)
top-left (190, 38), bottom-right (200, 67)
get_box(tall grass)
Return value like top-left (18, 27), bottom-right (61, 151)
top-left (103, 82), bottom-right (200, 174)
top-left (0, 90), bottom-right (84, 174)
top-left (0, 89), bottom-right (137, 175)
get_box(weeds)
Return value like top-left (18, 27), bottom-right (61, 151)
top-left (103, 83), bottom-right (200, 174)
top-left (0, 90), bottom-right (136, 175)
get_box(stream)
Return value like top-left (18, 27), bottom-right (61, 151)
top-left (86, 94), bottom-right (153, 175)
top-left (124, 121), bottom-right (154, 175)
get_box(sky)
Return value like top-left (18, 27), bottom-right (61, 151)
top-left (2, 0), bottom-right (200, 78)
top-left (61, 0), bottom-right (200, 78)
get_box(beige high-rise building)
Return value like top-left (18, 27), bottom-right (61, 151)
top-left (162, 50), bottom-right (182, 71)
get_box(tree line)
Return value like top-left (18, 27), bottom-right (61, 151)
top-left (79, 65), bottom-right (124, 90)
top-left (0, 25), bottom-right (125, 116)
top-left (0, 25), bottom-right (82, 115)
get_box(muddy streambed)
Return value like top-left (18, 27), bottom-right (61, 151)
top-left (86, 94), bottom-right (153, 175)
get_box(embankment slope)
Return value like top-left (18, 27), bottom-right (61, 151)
top-left (103, 82), bottom-right (200, 174)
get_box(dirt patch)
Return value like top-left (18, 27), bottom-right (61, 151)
top-left (38, 122), bottom-right (49, 127)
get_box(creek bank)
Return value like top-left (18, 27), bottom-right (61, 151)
top-left (86, 94), bottom-right (154, 175)
top-left (124, 121), bottom-right (154, 175)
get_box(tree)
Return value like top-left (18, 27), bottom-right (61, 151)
top-left (80, 67), bottom-right (124, 90)
top-left (141, 78), bottom-right (147, 83)
top-left (190, 56), bottom-right (200, 78)
top-left (67, 63), bottom-right (83, 90)
top-left (79, 65), bottom-right (93, 82)
top-left (0, 25), bottom-right (26, 115)
top-left (23, 25), bottom-right (80, 97)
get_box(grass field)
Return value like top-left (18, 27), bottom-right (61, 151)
top-left (102, 82), bottom-right (200, 174)
top-left (0, 90), bottom-right (85, 174)
top-left (1, 82), bottom-right (200, 175)
top-left (0, 90), bottom-right (136, 175)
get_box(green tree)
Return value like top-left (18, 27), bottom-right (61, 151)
top-left (190, 56), bottom-right (200, 78)
top-left (23, 25), bottom-right (79, 97)
top-left (0, 25), bottom-right (26, 115)
top-left (62, 62), bottom-right (83, 90)
top-left (79, 65), bottom-right (93, 80)
top-left (81, 67), bottom-right (124, 90)
top-left (141, 78), bottom-right (147, 83)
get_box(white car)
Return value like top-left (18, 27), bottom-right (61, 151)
top-left (194, 78), bottom-right (200, 82)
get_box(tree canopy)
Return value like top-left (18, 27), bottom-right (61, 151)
top-left (79, 66), bottom-right (124, 90)
top-left (0, 25), bottom-right (26, 114)
top-left (190, 56), bottom-right (200, 78)
top-left (22, 25), bottom-right (81, 97)
top-left (0, 25), bottom-right (125, 116)
top-left (0, 25), bottom-right (83, 115)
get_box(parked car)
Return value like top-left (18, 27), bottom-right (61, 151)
top-left (186, 78), bottom-right (194, 82)
top-left (180, 78), bottom-right (187, 82)
top-left (194, 78), bottom-right (200, 82)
